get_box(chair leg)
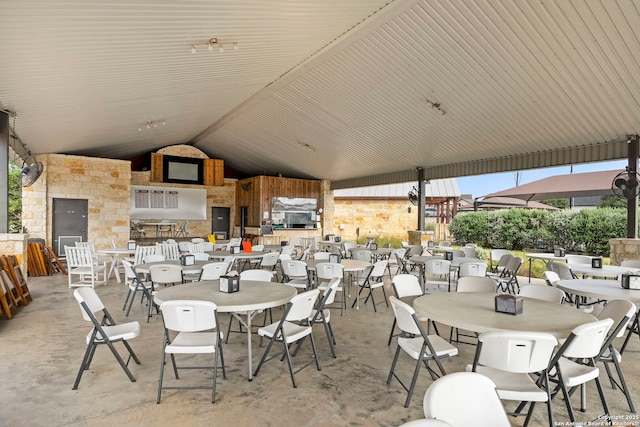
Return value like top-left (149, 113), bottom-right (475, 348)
top-left (387, 318), bottom-right (397, 345)
top-left (72, 343), bottom-right (96, 390)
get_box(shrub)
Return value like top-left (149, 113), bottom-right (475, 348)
top-left (448, 211), bottom-right (488, 246)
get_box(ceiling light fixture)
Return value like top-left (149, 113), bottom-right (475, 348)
top-left (138, 120), bottom-right (166, 131)
top-left (426, 99), bottom-right (447, 115)
top-left (296, 141), bottom-right (316, 152)
top-left (190, 37), bottom-right (238, 54)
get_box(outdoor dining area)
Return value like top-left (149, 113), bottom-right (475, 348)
top-left (2, 237), bottom-right (639, 427)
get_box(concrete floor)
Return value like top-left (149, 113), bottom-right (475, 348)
top-left (1, 271), bottom-right (638, 427)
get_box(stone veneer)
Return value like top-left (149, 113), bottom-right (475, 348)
top-left (609, 238), bottom-right (640, 265)
top-left (18, 146), bottom-right (236, 262)
top-left (0, 233), bottom-right (28, 274)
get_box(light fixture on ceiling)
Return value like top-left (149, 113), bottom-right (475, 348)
top-left (138, 120), bottom-right (166, 131)
top-left (296, 141), bottom-right (316, 152)
top-left (426, 99), bottom-right (447, 115)
top-left (190, 37), bottom-right (238, 54)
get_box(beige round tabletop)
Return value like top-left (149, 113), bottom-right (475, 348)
top-left (134, 259), bottom-right (211, 275)
top-left (208, 250), bottom-right (268, 259)
top-left (153, 280), bottom-right (297, 312)
top-left (413, 292), bottom-right (596, 339)
top-left (557, 279), bottom-right (640, 304)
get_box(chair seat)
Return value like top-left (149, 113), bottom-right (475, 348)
top-left (469, 365), bottom-right (549, 402)
top-left (165, 331), bottom-right (220, 354)
top-left (318, 281), bottom-right (343, 292)
top-left (557, 358), bottom-right (601, 387)
top-left (86, 321), bottom-right (140, 344)
top-left (309, 308), bottom-right (330, 323)
top-left (258, 320), bottom-right (313, 342)
top-left (284, 278), bottom-right (308, 289)
top-left (398, 334), bottom-right (458, 360)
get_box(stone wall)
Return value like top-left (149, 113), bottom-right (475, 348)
top-left (22, 153), bottom-right (131, 250)
top-left (333, 199), bottom-right (429, 242)
top-left (609, 238), bottom-right (640, 265)
top-left (0, 233), bottom-right (28, 274)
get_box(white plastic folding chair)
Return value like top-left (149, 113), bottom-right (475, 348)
top-left (423, 259), bottom-right (451, 292)
top-left (316, 262), bottom-right (346, 315)
top-left (596, 299), bottom-right (637, 412)
top-left (239, 269), bottom-right (274, 282)
top-left (460, 246), bottom-right (476, 258)
top-left (548, 318), bottom-right (615, 424)
top-left (121, 260), bottom-right (154, 317)
top-left (72, 288), bottom-right (141, 389)
top-left (469, 331), bottom-right (558, 427)
top-left (489, 249), bottom-right (512, 272)
top-left (198, 262), bottom-right (229, 281)
top-left (281, 260), bottom-right (310, 292)
top-left (157, 300), bottom-right (226, 403)
top-left (253, 289), bottom-right (321, 387)
top-left (387, 296), bottom-right (458, 407)
top-left (351, 249), bottom-right (372, 262)
top-left (352, 259), bottom-right (388, 312)
top-left (423, 372), bottom-right (511, 427)
top-left (518, 284), bottom-right (565, 304)
top-left (388, 274), bottom-right (427, 345)
top-left (543, 270), bottom-right (561, 287)
top-left (457, 261), bottom-right (487, 278)
top-left (450, 276), bottom-right (498, 343)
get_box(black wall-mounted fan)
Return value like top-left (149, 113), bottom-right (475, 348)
top-left (408, 186), bottom-right (419, 206)
top-left (612, 169), bottom-right (640, 199)
top-left (20, 154), bottom-right (44, 187)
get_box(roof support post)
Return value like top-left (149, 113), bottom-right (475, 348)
top-left (0, 111), bottom-right (8, 233)
top-left (417, 167), bottom-right (425, 231)
top-left (627, 134), bottom-right (639, 239)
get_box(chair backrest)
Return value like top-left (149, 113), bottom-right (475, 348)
top-left (438, 241), bottom-right (451, 247)
top-left (408, 245), bottom-right (424, 256)
top-left (458, 261), bottom-right (487, 277)
top-left (160, 300), bottom-right (218, 332)
top-left (320, 277), bottom-right (341, 306)
top-left (282, 260), bottom-right (308, 278)
top-left (193, 252), bottom-right (210, 261)
top-left (549, 261), bottom-right (575, 280)
top-left (65, 246), bottom-right (94, 267)
top-left (351, 249), bottom-right (372, 262)
top-left (490, 249), bottom-right (511, 265)
top-left (252, 244), bottom-right (265, 252)
top-left (285, 289), bottom-right (320, 322)
top-left (156, 242), bottom-right (180, 260)
top-left (597, 299), bottom-right (637, 339)
top-left (518, 284), bottom-right (565, 304)
top-left (280, 245), bottom-right (295, 256)
top-left (475, 331), bottom-right (558, 373)
top-left (188, 242), bottom-right (205, 253)
top-left (565, 254), bottom-right (591, 265)
top-left (456, 276), bottom-right (497, 293)
top-left (620, 259), bottom-right (640, 268)
top-left (394, 252), bottom-right (408, 272)
top-left (202, 242), bottom-right (214, 252)
top-left (143, 254), bottom-right (166, 263)
top-left (240, 269), bottom-right (274, 282)
top-left (504, 256), bottom-right (523, 275)
top-left (178, 241), bottom-right (191, 253)
top-left (392, 274), bottom-right (423, 298)
top-left (460, 246), bottom-right (476, 258)
top-left (342, 242), bottom-right (357, 256)
top-left (134, 245), bottom-right (159, 265)
top-left (424, 259), bottom-right (451, 275)
top-left (199, 262), bottom-right (229, 281)
top-left (73, 287), bottom-right (105, 321)
top-left (543, 270), bottom-right (561, 287)
top-left (191, 238), bottom-right (205, 244)
top-left (369, 260), bottom-right (388, 278)
top-left (121, 260), bottom-right (139, 284)
top-left (450, 249), bottom-right (466, 258)
top-left (313, 252), bottom-right (331, 260)
top-left (315, 262), bottom-right (344, 281)
top-left (222, 256), bottom-right (235, 272)
top-left (389, 296), bottom-right (422, 336)
top-left (423, 372), bottom-right (511, 427)
top-left (149, 264), bottom-right (183, 285)
top-left (260, 252), bottom-right (280, 268)
top-left (558, 318), bottom-right (614, 359)
top-left (389, 248), bottom-right (407, 262)
top-left (494, 253), bottom-right (514, 272)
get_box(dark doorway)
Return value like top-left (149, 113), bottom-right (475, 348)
top-left (211, 207), bottom-right (230, 239)
top-left (52, 198), bottom-right (88, 256)
top-left (240, 207), bottom-right (248, 238)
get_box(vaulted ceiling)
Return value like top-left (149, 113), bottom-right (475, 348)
top-left (2, 0), bottom-right (639, 189)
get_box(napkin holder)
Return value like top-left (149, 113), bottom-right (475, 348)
top-left (280, 240), bottom-right (288, 246)
top-left (334, 236), bottom-right (341, 243)
top-left (621, 274), bottom-right (640, 290)
top-left (554, 248), bottom-right (565, 257)
top-left (495, 294), bottom-right (523, 315)
top-left (444, 251), bottom-right (454, 261)
top-left (180, 254), bottom-right (195, 266)
top-left (591, 257), bottom-right (603, 268)
top-left (329, 253), bottom-right (342, 263)
top-left (427, 240), bottom-right (435, 248)
top-left (127, 241), bottom-right (137, 250)
top-left (370, 242), bottom-right (378, 250)
top-left (220, 274), bottom-right (240, 293)
top-left (230, 245), bottom-right (241, 254)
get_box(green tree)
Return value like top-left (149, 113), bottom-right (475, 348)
top-left (598, 194), bottom-right (629, 209)
top-left (541, 198), bottom-right (569, 209)
top-left (8, 164), bottom-right (22, 232)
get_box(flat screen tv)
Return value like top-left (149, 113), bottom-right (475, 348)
top-left (162, 155), bottom-right (204, 185)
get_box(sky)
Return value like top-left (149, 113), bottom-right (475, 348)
top-left (456, 159), bottom-right (629, 199)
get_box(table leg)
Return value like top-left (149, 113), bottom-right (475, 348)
top-left (231, 310), bottom-right (257, 381)
top-left (528, 258), bottom-right (533, 283)
top-left (106, 254), bottom-right (122, 283)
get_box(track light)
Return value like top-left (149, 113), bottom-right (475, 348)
top-left (138, 120), bottom-right (165, 131)
top-left (189, 37), bottom-right (238, 53)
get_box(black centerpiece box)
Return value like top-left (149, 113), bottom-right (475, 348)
top-left (591, 257), bottom-right (603, 268)
top-left (220, 274), bottom-right (240, 293)
top-left (230, 245), bottom-right (241, 254)
top-left (554, 248), bottom-right (565, 257)
top-left (621, 274), bottom-right (640, 290)
top-left (495, 294), bottom-right (523, 315)
top-left (181, 254), bottom-right (195, 266)
top-left (444, 251), bottom-right (454, 261)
